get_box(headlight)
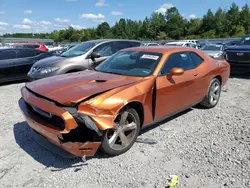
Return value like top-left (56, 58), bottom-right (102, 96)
top-left (30, 66), bottom-right (60, 74)
top-left (40, 67), bottom-right (60, 74)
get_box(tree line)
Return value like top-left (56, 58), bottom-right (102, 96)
top-left (1, 2), bottom-right (250, 42)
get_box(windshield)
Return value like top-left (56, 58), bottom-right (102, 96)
top-left (202, 45), bottom-right (221, 51)
top-left (239, 36), bottom-right (250, 45)
top-left (61, 42), bottom-right (95, 57)
top-left (95, 51), bottom-right (162, 77)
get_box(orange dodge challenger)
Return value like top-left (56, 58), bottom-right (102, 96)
top-left (19, 46), bottom-right (230, 157)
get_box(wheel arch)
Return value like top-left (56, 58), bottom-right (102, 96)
top-left (119, 101), bottom-right (144, 127)
top-left (213, 75), bottom-right (222, 85)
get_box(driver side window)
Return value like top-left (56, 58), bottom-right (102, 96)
top-left (160, 52), bottom-right (196, 75)
top-left (93, 42), bottom-right (115, 57)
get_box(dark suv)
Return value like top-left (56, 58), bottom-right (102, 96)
top-left (224, 35), bottom-right (250, 73)
top-left (0, 48), bottom-right (52, 83)
top-left (27, 39), bottom-right (142, 80)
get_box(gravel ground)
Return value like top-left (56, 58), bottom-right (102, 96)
top-left (0, 76), bottom-right (250, 188)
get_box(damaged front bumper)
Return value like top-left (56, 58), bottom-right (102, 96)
top-left (18, 87), bottom-right (102, 157)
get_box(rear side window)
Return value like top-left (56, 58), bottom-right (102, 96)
top-left (93, 42), bottom-right (116, 57)
top-left (189, 52), bottom-right (203, 66)
top-left (15, 45), bottom-right (40, 49)
top-left (115, 41), bottom-right (131, 51)
top-left (17, 49), bottom-right (36, 58)
top-left (115, 41), bottom-right (141, 51)
top-left (129, 42), bottom-right (141, 47)
top-left (0, 50), bottom-right (17, 60)
top-left (160, 52), bottom-right (196, 75)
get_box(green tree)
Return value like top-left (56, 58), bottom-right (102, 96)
top-left (96, 22), bottom-right (111, 38)
top-left (157, 31), bottom-right (168, 40)
top-left (165, 7), bottom-right (187, 39)
top-left (1, 2), bottom-right (249, 41)
top-left (226, 3), bottom-right (241, 36)
top-left (214, 8), bottom-right (227, 37)
top-left (239, 4), bottom-right (250, 34)
top-left (201, 9), bottom-right (215, 33)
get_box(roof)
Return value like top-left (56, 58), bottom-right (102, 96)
top-left (120, 46), bottom-right (199, 54)
top-left (0, 47), bottom-right (47, 52)
top-left (81, 39), bottom-right (141, 44)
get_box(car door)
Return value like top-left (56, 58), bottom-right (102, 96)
top-left (90, 41), bottom-right (116, 67)
top-left (0, 50), bottom-right (17, 81)
top-left (188, 51), bottom-right (209, 101)
top-left (15, 49), bottom-right (37, 78)
top-left (155, 52), bottom-right (200, 120)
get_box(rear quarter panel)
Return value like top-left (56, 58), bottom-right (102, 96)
top-left (209, 58), bottom-right (230, 87)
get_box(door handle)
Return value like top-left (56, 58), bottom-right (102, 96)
top-left (194, 73), bottom-right (198, 77)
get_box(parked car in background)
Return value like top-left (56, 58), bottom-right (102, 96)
top-left (27, 39), bottom-right (142, 80)
top-left (201, 44), bottom-right (224, 58)
top-left (13, 43), bottom-right (49, 52)
top-left (19, 46), bottom-right (230, 157)
top-left (224, 34), bottom-right (250, 73)
top-left (50, 43), bottom-right (78, 55)
top-left (182, 40), bottom-right (201, 48)
top-left (141, 42), bottom-right (159, 46)
top-left (166, 41), bottom-right (198, 49)
top-left (0, 48), bottom-right (53, 83)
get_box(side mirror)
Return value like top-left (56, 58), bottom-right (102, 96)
top-left (167, 68), bottom-right (184, 79)
top-left (90, 51), bottom-right (101, 59)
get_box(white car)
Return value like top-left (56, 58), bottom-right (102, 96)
top-left (165, 41), bottom-right (198, 49)
top-left (142, 42), bottom-right (159, 46)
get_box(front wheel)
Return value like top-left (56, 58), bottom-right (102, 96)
top-left (101, 108), bottom-right (140, 156)
top-left (200, 78), bottom-right (221, 108)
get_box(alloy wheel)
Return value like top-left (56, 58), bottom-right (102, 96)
top-left (209, 81), bottom-right (220, 106)
top-left (106, 111), bottom-right (138, 151)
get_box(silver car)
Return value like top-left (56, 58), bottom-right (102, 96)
top-left (201, 44), bottom-right (224, 58)
top-left (28, 39), bottom-right (141, 80)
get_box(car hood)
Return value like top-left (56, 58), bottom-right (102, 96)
top-left (33, 55), bottom-right (71, 67)
top-left (225, 45), bottom-right (250, 51)
top-left (25, 70), bottom-right (141, 106)
top-left (203, 50), bottom-right (220, 55)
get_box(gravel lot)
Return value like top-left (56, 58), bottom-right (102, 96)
top-left (0, 76), bottom-right (250, 188)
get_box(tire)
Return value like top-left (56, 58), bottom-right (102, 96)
top-left (101, 108), bottom-right (140, 156)
top-left (200, 78), bottom-right (221, 108)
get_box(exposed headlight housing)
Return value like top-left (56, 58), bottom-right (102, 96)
top-left (30, 66), bottom-right (60, 74)
top-left (63, 106), bottom-right (102, 136)
top-left (77, 114), bottom-right (102, 136)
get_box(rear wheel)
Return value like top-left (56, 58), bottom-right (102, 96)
top-left (200, 78), bottom-right (221, 108)
top-left (101, 108), bottom-right (140, 156)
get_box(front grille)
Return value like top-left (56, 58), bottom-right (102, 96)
top-left (26, 103), bottom-right (65, 130)
top-left (226, 51), bottom-right (250, 62)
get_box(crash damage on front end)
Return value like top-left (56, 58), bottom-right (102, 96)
top-left (18, 86), bottom-right (108, 157)
top-left (18, 69), bottom-right (156, 158)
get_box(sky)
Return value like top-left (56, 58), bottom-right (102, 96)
top-left (0, 0), bottom-right (248, 34)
